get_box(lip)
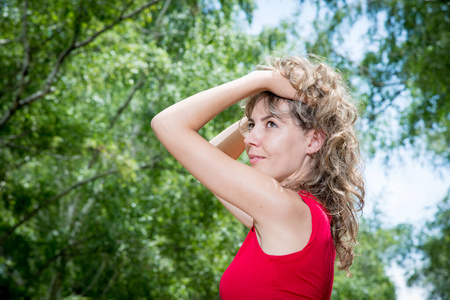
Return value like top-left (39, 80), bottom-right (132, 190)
top-left (248, 154), bottom-right (265, 165)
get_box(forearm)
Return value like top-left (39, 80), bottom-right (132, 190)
top-left (151, 72), bottom-right (268, 135)
top-left (210, 118), bottom-right (246, 160)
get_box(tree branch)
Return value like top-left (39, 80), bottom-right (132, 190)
top-left (87, 70), bottom-right (146, 168)
top-left (17, 43), bottom-right (76, 108)
top-left (0, 140), bottom-right (82, 160)
top-left (366, 87), bottom-right (407, 122)
top-left (2, 0), bottom-right (32, 124)
top-left (74, 0), bottom-right (160, 49)
top-left (100, 263), bottom-right (120, 298)
top-left (81, 256), bottom-right (107, 296)
top-left (377, 88), bottom-right (405, 114)
top-left (0, 0), bottom-right (160, 129)
top-left (155, 0), bottom-right (171, 28)
top-left (15, 0), bottom-right (31, 102)
top-left (109, 71), bottom-right (145, 129)
top-left (0, 15), bottom-right (78, 128)
top-left (32, 235), bottom-right (96, 278)
top-left (0, 130), bottom-right (31, 140)
top-left (0, 169), bottom-right (118, 246)
top-left (0, 159), bottom-right (161, 245)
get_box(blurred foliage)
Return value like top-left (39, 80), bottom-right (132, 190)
top-left (0, 0), bottom-right (268, 298)
top-left (0, 0), bottom-right (445, 299)
top-left (407, 194), bottom-right (450, 300)
top-left (297, 0), bottom-right (449, 165)
top-left (294, 1), bottom-right (449, 297)
top-left (332, 213), bottom-right (407, 300)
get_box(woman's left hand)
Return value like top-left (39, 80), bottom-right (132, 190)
top-left (260, 70), bottom-right (298, 100)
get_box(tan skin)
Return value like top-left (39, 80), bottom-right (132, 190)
top-left (151, 71), bottom-right (325, 255)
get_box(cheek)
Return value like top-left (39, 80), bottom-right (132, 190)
top-left (263, 128), bottom-right (307, 158)
top-left (265, 134), bottom-right (289, 154)
top-left (281, 135), bottom-right (308, 161)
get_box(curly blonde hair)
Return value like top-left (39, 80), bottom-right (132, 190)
top-left (244, 55), bottom-right (365, 275)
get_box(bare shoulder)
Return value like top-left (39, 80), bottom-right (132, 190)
top-left (254, 189), bottom-right (313, 255)
top-left (264, 188), bottom-right (310, 223)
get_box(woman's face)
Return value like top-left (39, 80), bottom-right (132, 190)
top-left (244, 99), bottom-right (313, 184)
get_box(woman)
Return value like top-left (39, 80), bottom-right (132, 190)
top-left (151, 55), bottom-right (365, 299)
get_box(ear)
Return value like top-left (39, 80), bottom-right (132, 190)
top-left (306, 129), bottom-right (325, 154)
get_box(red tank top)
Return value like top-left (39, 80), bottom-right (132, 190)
top-left (219, 191), bottom-right (335, 299)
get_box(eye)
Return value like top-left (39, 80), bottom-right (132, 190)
top-left (267, 121), bottom-right (277, 128)
top-left (248, 122), bottom-right (255, 130)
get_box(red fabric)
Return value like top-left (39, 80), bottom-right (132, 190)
top-left (219, 191), bottom-right (335, 299)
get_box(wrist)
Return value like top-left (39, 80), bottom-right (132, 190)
top-left (248, 70), bottom-right (272, 93)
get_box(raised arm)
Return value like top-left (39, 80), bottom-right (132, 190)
top-left (209, 119), bottom-right (253, 229)
top-left (151, 71), bottom-right (299, 227)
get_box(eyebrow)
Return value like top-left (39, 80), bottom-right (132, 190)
top-left (248, 115), bottom-right (284, 123)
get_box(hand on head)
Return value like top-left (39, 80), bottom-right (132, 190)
top-left (263, 70), bottom-right (299, 101)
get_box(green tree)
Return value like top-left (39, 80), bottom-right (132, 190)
top-left (359, 0), bottom-right (449, 164)
top-left (0, 0), bottom-right (409, 298)
top-left (331, 210), bottom-right (414, 300)
top-left (0, 0), bottom-right (267, 298)
top-left (407, 194), bottom-right (450, 300)
top-left (295, 0), bottom-right (449, 164)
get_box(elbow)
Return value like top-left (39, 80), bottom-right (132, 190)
top-left (152, 108), bottom-right (191, 139)
top-left (151, 112), bottom-right (166, 136)
top-left (151, 110), bottom-right (178, 140)
top-left (151, 113), bottom-right (167, 141)
top-left (150, 114), bottom-right (159, 132)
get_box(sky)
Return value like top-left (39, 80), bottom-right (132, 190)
top-left (241, 0), bottom-right (450, 299)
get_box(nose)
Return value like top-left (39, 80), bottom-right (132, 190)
top-left (244, 127), bottom-right (261, 147)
